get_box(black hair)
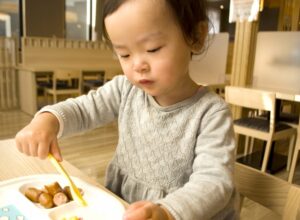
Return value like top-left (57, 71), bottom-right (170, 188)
top-left (102, 0), bottom-right (209, 54)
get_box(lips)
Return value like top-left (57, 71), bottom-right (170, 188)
top-left (139, 79), bottom-right (154, 85)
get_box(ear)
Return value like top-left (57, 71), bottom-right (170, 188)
top-left (191, 21), bottom-right (208, 53)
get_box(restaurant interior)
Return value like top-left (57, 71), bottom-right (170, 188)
top-left (0, 0), bottom-right (300, 219)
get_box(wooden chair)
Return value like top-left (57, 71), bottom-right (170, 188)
top-left (225, 86), bottom-right (297, 173)
top-left (207, 83), bottom-right (226, 98)
top-left (235, 162), bottom-right (300, 219)
top-left (82, 70), bottom-right (105, 93)
top-left (288, 126), bottom-right (300, 183)
top-left (35, 71), bottom-right (53, 96)
top-left (45, 69), bottom-right (82, 104)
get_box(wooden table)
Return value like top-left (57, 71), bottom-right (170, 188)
top-left (0, 138), bottom-right (128, 207)
top-left (249, 86), bottom-right (300, 102)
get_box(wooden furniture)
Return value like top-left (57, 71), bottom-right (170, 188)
top-left (246, 86), bottom-right (300, 182)
top-left (235, 162), bottom-right (300, 219)
top-left (0, 37), bottom-right (18, 110)
top-left (21, 37), bottom-right (122, 83)
top-left (225, 86), bottom-right (297, 173)
top-left (18, 66), bottom-right (52, 115)
top-left (44, 69), bottom-right (82, 104)
top-left (0, 138), bottom-right (128, 208)
top-left (288, 126), bottom-right (300, 183)
top-left (18, 36), bottom-right (123, 115)
top-left (35, 71), bottom-right (53, 96)
top-left (82, 70), bottom-right (105, 93)
top-left (207, 83), bottom-right (226, 98)
top-left (18, 66), bottom-right (118, 115)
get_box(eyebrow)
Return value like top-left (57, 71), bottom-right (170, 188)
top-left (113, 32), bottom-right (164, 49)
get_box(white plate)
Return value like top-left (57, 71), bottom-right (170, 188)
top-left (0, 174), bottom-right (125, 220)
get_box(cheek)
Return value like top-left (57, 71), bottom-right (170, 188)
top-left (153, 60), bottom-right (170, 72)
top-left (120, 62), bottom-right (135, 81)
top-left (153, 54), bottom-right (190, 79)
top-left (118, 60), bottom-right (130, 74)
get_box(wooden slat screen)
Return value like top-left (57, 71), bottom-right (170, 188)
top-left (0, 37), bottom-right (18, 110)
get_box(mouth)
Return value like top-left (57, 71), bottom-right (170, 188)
top-left (138, 79), bottom-right (154, 85)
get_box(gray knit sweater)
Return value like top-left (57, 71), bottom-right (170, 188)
top-left (41, 75), bottom-right (238, 220)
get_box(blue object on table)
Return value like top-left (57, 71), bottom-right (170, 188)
top-left (0, 204), bottom-right (28, 219)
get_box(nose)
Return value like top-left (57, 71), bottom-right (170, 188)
top-left (132, 57), bottom-right (150, 74)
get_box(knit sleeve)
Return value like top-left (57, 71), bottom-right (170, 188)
top-left (156, 104), bottom-right (236, 220)
top-left (38, 75), bottom-right (127, 137)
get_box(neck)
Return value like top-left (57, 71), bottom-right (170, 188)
top-left (154, 79), bottom-right (201, 107)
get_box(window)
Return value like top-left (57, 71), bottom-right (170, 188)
top-left (0, 0), bottom-right (19, 37)
top-left (65, 0), bottom-right (97, 40)
top-left (207, 0), bottom-right (236, 41)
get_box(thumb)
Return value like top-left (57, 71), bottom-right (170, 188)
top-left (50, 138), bottom-right (63, 162)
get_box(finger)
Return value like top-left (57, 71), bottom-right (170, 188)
top-left (152, 205), bottom-right (169, 220)
top-left (50, 139), bottom-right (63, 162)
top-left (124, 202), bottom-right (153, 220)
top-left (124, 208), bottom-right (152, 220)
top-left (37, 141), bottom-right (50, 159)
top-left (29, 141), bottom-right (38, 157)
top-left (15, 131), bottom-right (27, 154)
top-left (126, 201), bottom-right (149, 213)
top-left (21, 141), bottom-right (31, 156)
top-left (15, 138), bottom-right (24, 153)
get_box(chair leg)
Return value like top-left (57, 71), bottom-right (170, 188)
top-left (238, 194), bottom-right (245, 212)
top-left (249, 137), bottom-right (254, 153)
top-left (54, 94), bottom-right (57, 104)
top-left (261, 140), bottom-right (273, 172)
top-left (235, 133), bottom-right (240, 156)
top-left (244, 136), bottom-right (250, 156)
top-left (288, 145), bottom-right (299, 183)
top-left (46, 91), bottom-right (49, 105)
top-left (287, 134), bottom-right (296, 171)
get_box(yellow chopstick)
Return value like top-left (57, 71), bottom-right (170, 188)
top-left (47, 153), bottom-right (87, 206)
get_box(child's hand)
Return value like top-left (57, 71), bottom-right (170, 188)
top-left (15, 112), bottom-right (62, 161)
top-left (123, 201), bottom-right (174, 220)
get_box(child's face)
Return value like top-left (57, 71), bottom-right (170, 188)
top-left (105, 0), bottom-right (198, 105)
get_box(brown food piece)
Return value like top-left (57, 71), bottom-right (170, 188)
top-left (39, 192), bottom-right (54, 208)
top-left (63, 186), bottom-right (73, 200)
top-left (24, 187), bottom-right (42, 203)
top-left (44, 181), bottom-right (63, 196)
top-left (63, 186), bottom-right (84, 200)
top-left (53, 192), bottom-right (69, 206)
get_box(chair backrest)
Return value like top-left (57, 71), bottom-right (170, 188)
top-left (207, 84), bottom-right (226, 98)
top-left (225, 86), bottom-right (277, 132)
top-left (225, 86), bottom-right (276, 112)
top-left (35, 71), bottom-right (53, 83)
top-left (52, 69), bottom-right (82, 91)
top-left (235, 162), bottom-right (300, 219)
top-left (82, 70), bottom-right (105, 81)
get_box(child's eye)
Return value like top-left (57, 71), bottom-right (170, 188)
top-left (119, 54), bottom-right (130, 58)
top-left (147, 47), bottom-right (162, 53)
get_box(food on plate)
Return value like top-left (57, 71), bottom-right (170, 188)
top-left (24, 187), bottom-right (42, 203)
top-left (39, 192), bottom-right (54, 208)
top-left (45, 181), bottom-right (63, 196)
top-left (63, 186), bottom-right (84, 200)
top-left (63, 185), bottom-right (73, 200)
top-left (23, 181), bottom-right (83, 209)
top-left (53, 191), bottom-right (69, 206)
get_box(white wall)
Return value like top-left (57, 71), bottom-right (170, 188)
top-left (252, 31), bottom-right (300, 93)
top-left (189, 33), bottom-right (229, 85)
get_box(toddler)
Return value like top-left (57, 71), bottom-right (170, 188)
top-left (16, 0), bottom-right (238, 219)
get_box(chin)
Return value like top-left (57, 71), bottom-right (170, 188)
top-left (142, 89), bottom-right (159, 97)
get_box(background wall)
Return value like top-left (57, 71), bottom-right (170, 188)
top-left (23, 0), bottom-right (65, 38)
